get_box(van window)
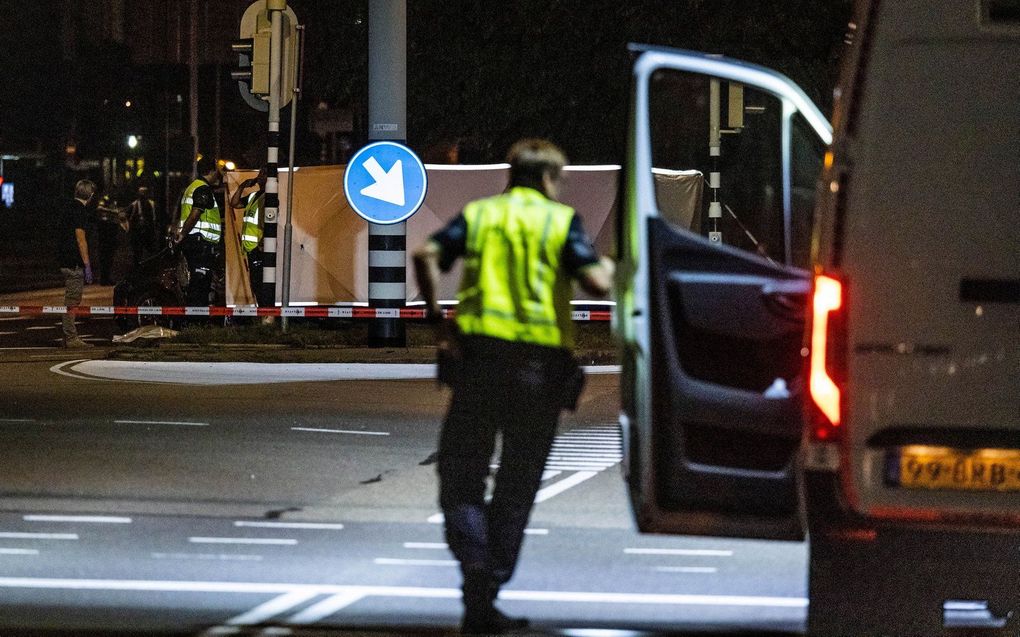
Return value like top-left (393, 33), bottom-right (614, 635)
top-left (791, 113), bottom-right (825, 269)
top-left (649, 69), bottom-right (786, 264)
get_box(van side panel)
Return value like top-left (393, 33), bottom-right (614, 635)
top-left (839, 0), bottom-right (1020, 519)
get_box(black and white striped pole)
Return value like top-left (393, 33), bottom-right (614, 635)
top-left (260, 0), bottom-right (287, 307)
top-left (367, 0), bottom-right (407, 347)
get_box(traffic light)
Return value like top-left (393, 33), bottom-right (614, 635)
top-left (234, 1), bottom-right (299, 112)
top-left (231, 31), bottom-right (270, 97)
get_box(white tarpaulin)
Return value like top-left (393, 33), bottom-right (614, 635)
top-left (224, 163), bottom-right (696, 307)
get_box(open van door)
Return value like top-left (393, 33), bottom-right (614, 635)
top-left (616, 46), bottom-right (832, 540)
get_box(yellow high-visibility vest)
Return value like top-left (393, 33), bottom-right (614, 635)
top-left (178, 179), bottom-right (222, 244)
top-left (241, 192), bottom-right (263, 254)
top-left (456, 187), bottom-right (575, 349)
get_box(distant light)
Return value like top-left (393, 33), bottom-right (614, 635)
top-left (127, 135), bottom-right (139, 149)
top-left (125, 100), bottom-right (132, 108)
top-left (224, 161), bottom-right (236, 171)
top-left (2, 182), bottom-right (14, 208)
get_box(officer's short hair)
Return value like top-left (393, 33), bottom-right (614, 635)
top-left (74, 179), bottom-right (96, 201)
top-left (507, 139), bottom-right (567, 190)
top-left (196, 155), bottom-right (218, 177)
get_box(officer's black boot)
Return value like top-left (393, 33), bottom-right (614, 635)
top-left (460, 568), bottom-right (530, 635)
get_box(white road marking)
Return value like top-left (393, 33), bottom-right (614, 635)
top-left (0, 548), bottom-right (40, 555)
top-left (0, 577), bottom-right (808, 613)
top-left (24, 326), bottom-right (57, 331)
top-left (0, 532), bottom-right (78, 540)
top-left (534, 471), bottom-right (599, 503)
top-left (0, 331), bottom-right (16, 336)
top-left (233, 521), bottom-right (345, 530)
top-left (49, 359), bottom-right (115, 382)
top-left (524, 528), bottom-right (549, 535)
top-left (151, 553), bottom-right (263, 562)
top-left (188, 537), bottom-right (297, 546)
top-left (654, 566), bottom-right (719, 574)
top-left (625, 548), bottom-right (734, 557)
top-left (403, 542), bottom-right (448, 549)
top-left (291, 427), bottom-right (389, 436)
top-left (373, 558), bottom-right (458, 567)
top-left (427, 513), bottom-right (444, 524)
top-left (115, 420), bottom-right (209, 427)
top-left (225, 589), bottom-right (322, 625)
top-left (23, 515), bottom-right (132, 524)
top-left (0, 418), bottom-right (35, 423)
top-left (287, 591), bottom-right (366, 624)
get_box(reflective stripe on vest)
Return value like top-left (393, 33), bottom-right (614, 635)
top-left (241, 192), bottom-right (263, 253)
top-left (178, 179), bottom-right (222, 244)
top-left (456, 187), bottom-right (575, 349)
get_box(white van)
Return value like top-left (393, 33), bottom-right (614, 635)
top-left (616, 1), bottom-right (1019, 634)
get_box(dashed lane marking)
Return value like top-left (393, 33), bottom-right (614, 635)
top-left (625, 548), bottom-right (734, 557)
top-left (654, 566), bottom-right (720, 574)
top-left (403, 542), bottom-right (448, 549)
top-left (373, 558), bottom-right (461, 567)
top-left (23, 515), bottom-right (131, 524)
top-left (151, 553), bottom-right (263, 562)
top-left (0, 548), bottom-right (39, 555)
top-left (115, 419), bottom-right (209, 427)
top-left (291, 427), bottom-right (389, 436)
top-left (233, 521), bottom-right (344, 530)
top-left (0, 532), bottom-right (78, 540)
top-left (188, 537), bottom-right (297, 546)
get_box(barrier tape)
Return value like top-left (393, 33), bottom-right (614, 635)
top-left (0, 305), bottom-right (613, 322)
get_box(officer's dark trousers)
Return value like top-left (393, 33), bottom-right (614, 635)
top-left (181, 237), bottom-right (224, 308)
top-left (438, 335), bottom-right (564, 590)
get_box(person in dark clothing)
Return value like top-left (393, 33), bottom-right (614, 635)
top-left (126, 185), bottom-right (159, 268)
top-left (94, 193), bottom-right (121, 285)
top-left (173, 156), bottom-right (224, 307)
top-left (56, 179), bottom-right (96, 348)
top-left (413, 139), bottom-right (614, 634)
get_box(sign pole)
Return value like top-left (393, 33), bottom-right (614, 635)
top-left (281, 24), bottom-right (304, 333)
top-left (367, 0), bottom-right (407, 347)
top-left (261, 0), bottom-right (286, 311)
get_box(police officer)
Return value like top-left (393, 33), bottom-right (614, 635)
top-left (228, 169), bottom-right (267, 305)
top-left (173, 155), bottom-right (224, 307)
top-left (413, 139), bottom-right (613, 634)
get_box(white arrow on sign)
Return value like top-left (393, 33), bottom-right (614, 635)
top-left (359, 156), bottom-right (405, 207)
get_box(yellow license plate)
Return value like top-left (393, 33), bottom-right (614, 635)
top-left (890, 446), bottom-right (1020, 492)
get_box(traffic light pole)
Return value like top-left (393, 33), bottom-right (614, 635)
top-left (261, 0), bottom-right (287, 308)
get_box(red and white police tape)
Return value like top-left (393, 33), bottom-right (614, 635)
top-left (0, 305), bottom-right (613, 321)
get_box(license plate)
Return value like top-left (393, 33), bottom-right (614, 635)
top-left (886, 446), bottom-right (1020, 492)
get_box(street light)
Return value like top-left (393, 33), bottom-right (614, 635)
top-left (127, 135), bottom-right (140, 150)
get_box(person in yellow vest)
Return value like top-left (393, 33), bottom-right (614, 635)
top-left (173, 155), bottom-right (224, 307)
top-left (228, 169), bottom-right (267, 305)
top-left (413, 139), bottom-right (613, 635)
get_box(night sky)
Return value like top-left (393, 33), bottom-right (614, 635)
top-left (0, 0), bottom-right (852, 167)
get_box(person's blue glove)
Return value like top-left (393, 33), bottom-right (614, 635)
top-left (83, 264), bottom-right (94, 285)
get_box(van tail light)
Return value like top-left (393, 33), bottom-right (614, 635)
top-left (809, 274), bottom-right (847, 441)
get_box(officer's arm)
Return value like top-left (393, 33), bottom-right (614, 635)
top-left (576, 256), bottom-right (614, 298)
top-left (179, 207), bottom-right (202, 238)
top-left (412, 240), bottom-right (443, 317)
top-left (228, 178), bottom-right (257, 209)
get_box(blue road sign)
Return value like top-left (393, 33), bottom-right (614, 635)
top-left (343, 141), bottom-right (428, 225)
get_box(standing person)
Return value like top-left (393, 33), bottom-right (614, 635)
top-left (228, 169), bottom-right (267, 305)
top-left (126, 185), bottom-right (159, 268)
top-left (56, 179), bottom-right (96, 348)
top-left (413, 139), bottom-right (614, 634)
top-left (94, 192), bottom-right (122, 285)
top-left (173, 155), bottom-right (224, 307)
